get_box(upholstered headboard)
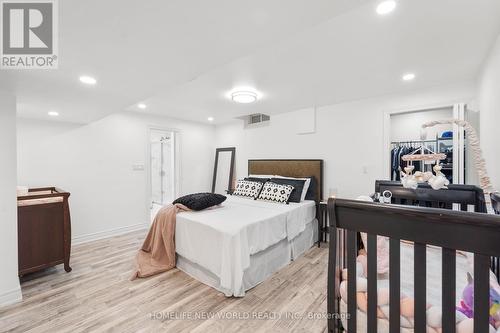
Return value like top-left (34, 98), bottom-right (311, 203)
top-left (248, 159), bottom-right (323, 202)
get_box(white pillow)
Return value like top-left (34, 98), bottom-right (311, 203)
top-left (248, 174), bottom-right (275, 179)
top-left (273, 175), bottom-right (311, 201)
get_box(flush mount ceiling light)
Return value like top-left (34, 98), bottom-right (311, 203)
top-left (376, 0), bottom-right (396, 15)
top-left (79, 75), bottom-right (97, 85)
top-left (207, 116), bottom-right (214, 122)
top-left (402, 73), bottom-right (416, 81)
top-left (48, 111), bottom-right (59, 117)
top-left (231, 90), bottom-right (258, 104)
top-left (137, 103), bottom-right (147, 109)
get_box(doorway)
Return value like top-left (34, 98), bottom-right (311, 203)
top-left (383, 103), bottom-right (469, 185)
top-left (150, 129), bottom-right (177, 220)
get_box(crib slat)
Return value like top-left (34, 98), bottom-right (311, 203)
top-left (389, 238), bottom-right (400, 333)
top-left (474, 254), bottom-right (490, 333)
top-left (414, 243), bottom-right (427, 333)
top-left (494, 257), bottom-right (500, 283)
top-left (442, 248), bottom-right (456, 333)
top-left (367, 234), bottom-right (377, 333)
top-left (460, 203), bottom-right (467, 211)
top-left (327, 200), bottom-right (338, 333)
top-left (347, 230), bottom-right (357, 333)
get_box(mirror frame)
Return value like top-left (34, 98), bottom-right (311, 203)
top-left (212, 147), bottom-right (236, 194)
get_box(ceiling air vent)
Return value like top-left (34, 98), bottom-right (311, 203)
top-left (248, 113), bottom-right (270, 124)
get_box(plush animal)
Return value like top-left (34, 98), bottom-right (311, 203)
top-left (456, 273), bottom-right (500, 329)
top-left (414, 171), bottom-right (424, 182)
top-left (400, 166), bottom-right (418, 189)
top-left (414, 171), bottom-right (433, 183)
top-left (428, 164), bottom-right (450, 190)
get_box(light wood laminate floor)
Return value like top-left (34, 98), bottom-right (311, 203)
top-left (0, 230), bottom-right (328, 333)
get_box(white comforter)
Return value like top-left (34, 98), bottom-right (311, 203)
top-left (175, 196), bottom-right (316, 296)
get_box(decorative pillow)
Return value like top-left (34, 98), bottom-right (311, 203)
top-left (244, 177), bottom-right (270, 184)
top-left (173, 193), bottom-right (226, 211)
top-left (232, 180), bottom-right (263, 199)
top-left (274, 175), bottom-right (311, 201)
top-left (269, 178), bottom-right (305, 203)
top-left (305, 176), bottom-right (317, 201)
top-left (257, 182), bottom-right (294, 204)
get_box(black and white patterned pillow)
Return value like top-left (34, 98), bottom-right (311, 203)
top-left (232, 180), bottom-right (263, 199)
top-left (257, 182), bottom-right (294, 204)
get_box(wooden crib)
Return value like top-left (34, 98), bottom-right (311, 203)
top-left (327, 198), bottom-right (500, 333)
top-left (375, 181), bottom-right (487, 212)
top-left (377, 181), bottom-right (500, 279)
top-left (492, 192), bottom-right (500, 215)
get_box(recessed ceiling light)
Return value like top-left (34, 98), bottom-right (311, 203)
top-left (231, 90), bottom-right (258, 104)
top-left (376, 0), bottom-right (396, 15)
top-left (48, 111), bottom-right (59, 117)
top-left (79, 75), bottom-right (97, 85)
top-left (402, 73), bottom-right (416, 81)
top-left (207, 117), bottom-right (214, 122)
top-left (137, 103), bottom-right (147, 109)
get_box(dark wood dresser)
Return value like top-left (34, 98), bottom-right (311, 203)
top-left (17, 187), bottom-right (72, 276)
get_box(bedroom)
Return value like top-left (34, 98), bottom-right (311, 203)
top-left (1, 0), bottom-right (500, 332)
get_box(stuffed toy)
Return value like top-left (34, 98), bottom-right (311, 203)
top-left (428, 164), bottom-right (450, 190)
top-left (400, 165), bottom-right (418, 189)
top-left (456, 273), bottom-right (500, 329)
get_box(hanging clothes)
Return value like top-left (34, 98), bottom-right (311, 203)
top-left (390, 143), bottom-right (423, 181)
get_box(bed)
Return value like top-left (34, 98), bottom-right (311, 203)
top-left (327, 184), bottom-right (500, 333)
top-left (175, 159), bottom-right (323, 297)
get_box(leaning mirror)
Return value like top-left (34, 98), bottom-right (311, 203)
top-left (212, 147), bottom-right (236, 194)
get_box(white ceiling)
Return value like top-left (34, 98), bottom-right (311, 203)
top-left (3, 0), bottom-right (500, 124)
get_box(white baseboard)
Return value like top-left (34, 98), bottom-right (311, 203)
top-left (0, 285), bottom-right (22, 307)
top-left (72, 222), bottom-right (150, 245)
top-left (0, 224), bottom-right (149, 307)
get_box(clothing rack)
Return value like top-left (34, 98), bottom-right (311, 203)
top-left (391, 137), bottom-right (454, 146)
top-left (390, 139), bottom-right (439, 181)
top-left (390, 139), bottom-right (437, 146)
top-left (390, 137), bottom-right (454, 182)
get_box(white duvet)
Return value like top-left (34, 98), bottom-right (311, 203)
top-left (175, 196), bottom-right (316, 296)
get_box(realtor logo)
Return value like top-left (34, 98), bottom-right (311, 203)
top-left (1, 0), bottom-right (58, 69)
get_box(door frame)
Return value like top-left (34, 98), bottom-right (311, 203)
top-left (382, 102), bottom-right (466, 183)
top-left (147, 126), bottom-right (181, 216)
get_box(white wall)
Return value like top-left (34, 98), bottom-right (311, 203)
top-left (390, 108), bottom-right (453, 142)
top-left (215, 82), bottom-right (475, 199)
top-left (478, 34), bottom-right (500, 191)
top-left (0, 92), bottom-right (22, 306)
top-left (17, 112), bottom-right (215, 243)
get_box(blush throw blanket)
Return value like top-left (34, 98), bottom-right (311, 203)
top-left (131, 203), bottom-right (190, 280)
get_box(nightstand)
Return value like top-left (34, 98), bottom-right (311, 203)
top-left (318, 201), bottom-right (328, 247)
